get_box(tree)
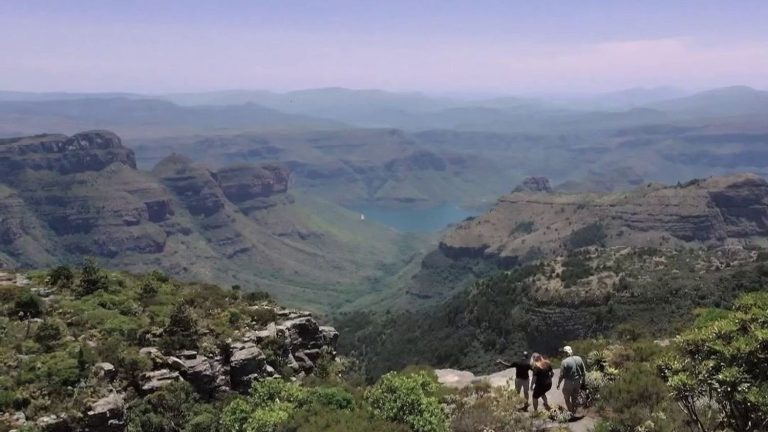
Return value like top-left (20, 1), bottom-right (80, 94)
top-left (126, 381), bottom-right (218, 432)
top-left (220, 379), bottom-right (307, 432)
top-left (162, 302), bottom-right (199, 351)
top-left (47, 265), bottom-right (74, 290)
top-left (12, 290), bottom-right (43, 319)
top-left (364, 371), bottom-right (448, 432)
top-left (34, 319), bottom-right (65, 351)
top-left (659, 292), bottom-right (768, 432)
top-left (77, 258), bottom-right (109, 297)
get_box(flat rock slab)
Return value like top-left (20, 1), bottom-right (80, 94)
top-left (436, 367), bottom-right (597, 432)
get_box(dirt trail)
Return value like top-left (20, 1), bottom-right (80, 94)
top-left (436, 367), bottom-right (598, 432)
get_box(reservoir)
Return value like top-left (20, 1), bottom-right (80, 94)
top-left (352, 203), bottom-right (477, 233)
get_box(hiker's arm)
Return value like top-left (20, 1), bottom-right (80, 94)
top-left (496, 359), bottom-right (511, 367)
top-left (557, 370), bottom-right (564, 388)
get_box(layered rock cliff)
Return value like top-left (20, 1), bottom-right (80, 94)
top-left (0, 131), bottom-right (136, 177)
top-left (440, 174), bottom-right (768, 264)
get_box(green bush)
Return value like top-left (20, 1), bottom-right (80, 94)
top-left (364, 371), bottom-right (448, 432)
top-left (660, 292), bottom-right (768, 432)
top-left (12, 290), bottom-right (44, 319)
top-left (306, 386), bottom-right (355, 410)
top-left (47, 266), bottom-right (74, 290)
top-left (221, 379), bottom-right (307, 432)
top-left (567, 222), bottom-right (607, 249)
top-left (126, 381), bottom-right (215, 432)
top-left (34, 319), bottom-right (66, 351)
top-left (450, 386), bottom-right (533, 432)
top-left (77, 258), bottom-right (109, 297)
top-left (280, 406), bottom-right (409, 432)
top-left (162, 302), bottom-right (199, 351)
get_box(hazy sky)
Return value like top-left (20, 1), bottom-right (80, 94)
top-left (1, 0), bottom-right (767, 94)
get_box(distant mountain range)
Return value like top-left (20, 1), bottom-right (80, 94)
top-left (2, 86), bottom-right (766, 137)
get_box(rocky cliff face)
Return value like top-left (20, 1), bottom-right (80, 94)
top-left (0, 131), bottom-right (292, 275)
top-left (440, 173), bottom-right (768, 264)
top-left (0, 131), bottom-right (136, 177)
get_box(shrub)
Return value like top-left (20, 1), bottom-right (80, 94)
top-left (600, 363), bottom-right (682, 431)
top-left (221, 379), bottom-right (307, 432)
top-left (281, 406), bottom-right (410, 432)
top-left (12, 290), bottom-right (44, 319)
top-left (306, 386), bottom-right (355, 410)
top-left (34, 319), bottom-right (65, 351)
top-left (126, 381), bottom-right (214, 432)
top-left (567, 222), bottom-right (607, 249)
top-left (77, 258), bottom-right (109, 297)
top-left (162, 302), bottom-right (198, 351)
top-left (660, 292), bottom-right (768, 432)
top-left (244, 291), bottom-right (272, 303)
top-left (139, 278), bottom-right (159, 299)
top-left (450, 386), bottom-right (533, 432)
top-left (364, 371), bottom-right (448, 432)
top-left (512, 221), bottom-right (535, 235)
top-left (47, 266), bottom-right (74, 290)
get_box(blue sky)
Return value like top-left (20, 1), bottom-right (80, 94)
top-left (1, 0), bottom-right (767, 93)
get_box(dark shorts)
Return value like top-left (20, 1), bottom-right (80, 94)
top-left (533, 382), bottom-right (551, 398)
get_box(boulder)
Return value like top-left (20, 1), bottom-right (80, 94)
top-left (293, 351), bottom-right (314, 373)
top-left (85, 393), bottom-right (124, 432)
top-left (35, 414), bottom-right (70, 432)
top-left (230, 345), bottom-right (266, 392)
top-left (93, 362), bottom-right (117, 381)
top-left (140, 369), bottom-right (180, 394)
top-left (280, 317), bottom-right (321, 349)
top-left (319, 326), bottom-right (339, 348)
top-left (182, 356), bottom-right (229, 396)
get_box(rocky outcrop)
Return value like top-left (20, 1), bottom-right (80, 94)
top-left (0, 131), bottom-right (136, 177)
top-left (441, 173), bottom-right (768, 263)
top-left (217, 164), bottom-right (290, 203)
top-left (136, 310), bottom-right (337, 396)
top-left (85, 394), bottom-right (124, 432)
top-left (513, 176), bottom-right (552, 193)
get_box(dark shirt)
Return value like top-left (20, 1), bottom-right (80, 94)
top-left (511, 360), bottom-right (532, 380)
top-left (533, 364), bottom-right (554, 387)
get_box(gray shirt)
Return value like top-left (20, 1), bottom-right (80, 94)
top-left (560, 355), bottom-right (586, 382)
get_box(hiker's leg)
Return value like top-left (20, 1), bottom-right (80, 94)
top-left (522, 379), bottom-right (529, 401)
top-left (532, 397), bottom-right (539, 411)
top-left (514, 379), bottom-right (523, 396)
top-left (542, 394), bottom-right (550, 410)
top-left (562, 381), bottom-right (575, 413)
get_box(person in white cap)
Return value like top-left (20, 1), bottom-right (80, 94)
top-left (556, 345), bottom-right (586, 415)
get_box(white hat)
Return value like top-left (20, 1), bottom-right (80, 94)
top-left (562, 346), bottom-right (573, 355)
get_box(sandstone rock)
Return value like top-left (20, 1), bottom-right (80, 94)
top-left (230, 345), bottom-right (266, 392)
top-left (216, 164), bottom-right (290, 204)
top-left (85, 393), bottom-right (124, 432)
top-left (177, 350), bottom-right (198, 360)
top-left (280, 317), bottom-right (321, 350)
top-left (293, 351), bottom-right (314, 373)
top-left (0, 131), bottom-right (136, 177)
top-left (93, 362), bottom-right (117, 381)
top-left (319, 326), bottom-right (339, 348)
top-left (182, 356), bottom-right (228, 396)
top-left (35, 414), bottom-right (70, 432)
top-left (140, 369), bottom-right (180, 394)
